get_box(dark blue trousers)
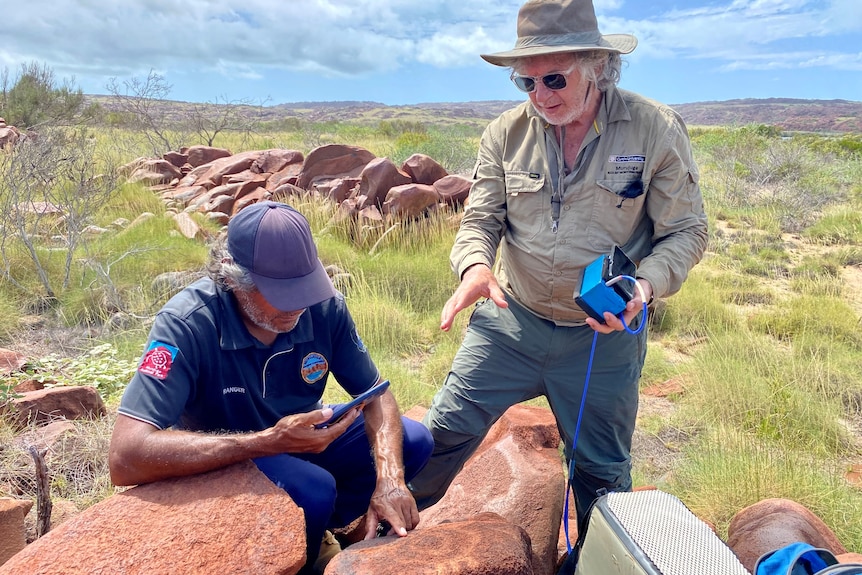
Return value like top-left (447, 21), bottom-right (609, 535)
top-left (254, 415), bottom-right (432, 568)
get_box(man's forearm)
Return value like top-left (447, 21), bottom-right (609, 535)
top-left (109, 422), bottom-right (279, 486)
top-left (363, 392), bottom-right (406, 483)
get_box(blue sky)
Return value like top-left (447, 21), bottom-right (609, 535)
top-left (2, 0), bottom-right (860, 107)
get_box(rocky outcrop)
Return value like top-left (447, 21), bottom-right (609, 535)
top-left (4, 386), bottom-right (105, 430)
top-left (326, 513), bottom-right (533, 575)
top-left (176, 149), bottom-right (262, 191)
top-left (0, 498), bottom-right (32, 565)
top-left (297, 144), bottom-right (375, 190)
top-left (383, 183), bottom-right (441, 217)
top-left (727, 498), bottom-right (849, 572)
top-left (0, 349), bottom-right (28, 375)
top-left (185, 144), bottom-right (232, 168)
top-left (356, 157), bottom-right (413, 211)
top-left (126, 158), bottom-right (183, 186)
top-left (0, 118), bottom-right (22, 148)
top-left (418, 405), bottom-right (565, 575)
top-left (124, 144), bottom-right (471, 226)
top-left (402, 153), bottom-right (449, 186)
top-left (435, 174), bottom-right (473, 206)
top-left (0, 460), bottom-right (306, 575)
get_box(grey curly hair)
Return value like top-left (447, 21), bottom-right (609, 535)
top-left (206, 233), bottom-right (256, 293)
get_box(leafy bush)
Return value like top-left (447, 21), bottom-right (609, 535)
top-left (377, 119), bottom-right (428, 137)
top-left (5, 343), bottom-right (138, 402)
top-left (0, 61), bottom-right (93, 129)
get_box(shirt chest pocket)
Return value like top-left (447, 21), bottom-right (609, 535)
top-left (588, 179), bottom-right (648, 250)
top-left (596, 178), bottom-right (646, 205)
top-left (504, 171), bottom-right (546, 241)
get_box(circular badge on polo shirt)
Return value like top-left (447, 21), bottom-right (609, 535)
top-left (301, 352), bottom-right (328, 384)
top-left (351, 327), bottom-right (367, 353)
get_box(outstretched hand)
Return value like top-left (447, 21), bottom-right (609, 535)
top-left (440, 264), bottom-right (507, 331)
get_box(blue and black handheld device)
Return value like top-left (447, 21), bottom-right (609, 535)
top-left (574, 245), bottom-right (637, 323)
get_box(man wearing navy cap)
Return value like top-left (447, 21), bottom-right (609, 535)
top-left (109, 201), bottom-right (433, 574)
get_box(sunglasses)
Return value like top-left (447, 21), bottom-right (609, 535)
top-left (510, 63), bottom-right (578, 93)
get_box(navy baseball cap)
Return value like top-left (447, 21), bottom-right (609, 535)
top-left (227, 201), bottom-right (336, 311)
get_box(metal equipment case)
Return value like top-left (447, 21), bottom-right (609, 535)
top-left (574, 490), bottom-right (751, 575)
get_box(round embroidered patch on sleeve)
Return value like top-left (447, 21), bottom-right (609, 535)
top-left (351, 328), bottom-right (367, 353)
top-left (301, 352), bottom-right (329, 384)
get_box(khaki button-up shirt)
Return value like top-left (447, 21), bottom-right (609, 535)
top-left (451, 87), bottom-right (708, 326)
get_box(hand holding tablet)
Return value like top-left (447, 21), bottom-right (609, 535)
top-left (314, 380), bottom-right (391, 429)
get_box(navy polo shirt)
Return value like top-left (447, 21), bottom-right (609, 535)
top-left (118, 278), bottom-right (379, 433)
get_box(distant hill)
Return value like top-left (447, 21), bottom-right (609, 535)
top-left (669, 98), bottom-right (862, 133)
top-left (86, 95), bottom-right (862, 134)
top-left (266, 97), bottom-right (862, 133)
top-left (241, 97), bottom-right (862, 134)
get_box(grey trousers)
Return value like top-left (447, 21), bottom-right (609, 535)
top-left (410, 294), bottom-right (646, 527)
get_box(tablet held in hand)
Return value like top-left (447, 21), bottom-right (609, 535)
top-left (314, 380), bottom-right (391, 429)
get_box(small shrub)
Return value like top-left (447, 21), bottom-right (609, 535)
top-left (5, 343), bottom-right (138, 401)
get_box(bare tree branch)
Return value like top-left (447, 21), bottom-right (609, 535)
top-left (105, 70), bottom-right (179, 156)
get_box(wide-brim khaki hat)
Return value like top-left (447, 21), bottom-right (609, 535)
top-left (481, 0), bottom-right (637, 67)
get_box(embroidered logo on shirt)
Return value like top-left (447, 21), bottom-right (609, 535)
top-left (301, 352), bottom-right (329, 384)
top-left (351, 328), bottom-right (367, 353)
top-left (138, 341), bottom-right (179, 380)
top-left (608, 155), bottom-right (646, 163)
top-left (607, 155), bottom-right (646, 177)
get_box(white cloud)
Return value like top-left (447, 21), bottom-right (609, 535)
top-left (720, 50), bottom-right (862, 72)
top-left (1, 0), bottom-right (859, 103)
top-left (416, 27), bottom-right (511, 67)
top-left (610, 0), bottom-right (862, 69)
top-left (3, 0), bottom-right (522, 81)
top-left (822, 0), bottom-right (862, 34)
top-left (594, 0), bottom-right (625, 12)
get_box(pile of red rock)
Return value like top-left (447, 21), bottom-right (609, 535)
top-left (0, 119), bottom-right (22, 148)
top-left (121, 144), bottom-right (474, 238)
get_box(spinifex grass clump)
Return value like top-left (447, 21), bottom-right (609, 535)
top-left (670, 428), bottom-right (862, 547)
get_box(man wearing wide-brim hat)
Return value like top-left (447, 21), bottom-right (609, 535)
top-left (411, 0), bottom-right (708, 537)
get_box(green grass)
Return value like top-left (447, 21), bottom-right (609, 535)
top-left (648, 269), bottom-right (744, 338)
top-left (749, 294), bottom-right (862, 350)
top-left (683, 331), bottom-right (852, 456)
top-left (805, 206), bottom-right (862, 245)
top-left (671, 427), bottom-right (862, 544)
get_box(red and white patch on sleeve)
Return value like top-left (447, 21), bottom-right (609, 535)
top-left (138, 341), bottom-right (179, 380)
